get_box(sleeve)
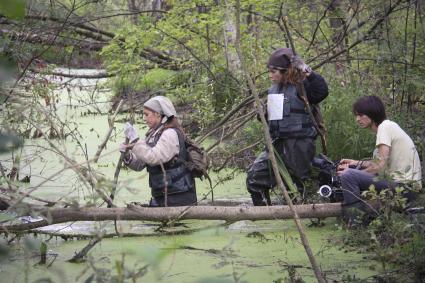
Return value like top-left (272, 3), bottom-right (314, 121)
top-left (123, 152), bottom-right (146, 171)
top-left (302, 71), bottom-right (329, 104)
top-left (376, 122), bottom-right (392, 147)
top-left (130, 129), bottom-right (180, 166)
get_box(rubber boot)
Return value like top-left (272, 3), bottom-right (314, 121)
top-left (249, 190), bottom-right (271, 206)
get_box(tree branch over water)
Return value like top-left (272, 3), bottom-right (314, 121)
top-left (0, 203), bottom-right (343, 232)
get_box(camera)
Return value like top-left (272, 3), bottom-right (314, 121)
top-left (312, 154), bottom-right (343, 202)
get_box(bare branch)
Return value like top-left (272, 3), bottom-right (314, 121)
top-left (93, 100), bottom-right (124, 163)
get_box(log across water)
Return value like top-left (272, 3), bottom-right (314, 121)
top-left (0, 203), bottom-right (342, 232)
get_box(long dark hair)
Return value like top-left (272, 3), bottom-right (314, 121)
top-left (277, 66), bottom-right (305, 85)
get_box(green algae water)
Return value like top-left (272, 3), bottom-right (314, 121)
top-left (1, 219), bottom-right (379, 282)
top-left (0, 69), bottom-right (380, 282)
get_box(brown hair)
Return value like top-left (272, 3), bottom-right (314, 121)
top-left (163, 116), bottom-right (186, 139)
top-left (276, 66), bottom-right (305, 85)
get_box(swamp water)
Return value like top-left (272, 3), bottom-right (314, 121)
top-left (1, 70), bottom-right (379, 282)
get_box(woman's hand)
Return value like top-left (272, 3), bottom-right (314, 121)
top-left (291, 55), bottom-right (312, 76)
top-left (119, 143), bottom-right (128, 153)
top-left (124, 122), bottom-right (139, 143)
top-left (119, 142), bottom-right (135, 153)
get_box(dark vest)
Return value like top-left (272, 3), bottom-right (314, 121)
top-left (268, 84), bottom-right (317, 139)
top-left (146, 127), bottom-right (195, 197)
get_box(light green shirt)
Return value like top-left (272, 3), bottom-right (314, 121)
top-left (375, 120), bottom-right (422, 189)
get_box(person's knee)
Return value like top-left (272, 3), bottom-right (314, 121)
top-left (339, 169), bottom-right (364, 205)
top-left (246, 172), bottom-right (255, 191)
top-left (339, 168), bottom-right (362, 188)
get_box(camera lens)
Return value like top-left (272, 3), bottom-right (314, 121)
top-left (318, 185), bottom-right (332, 198)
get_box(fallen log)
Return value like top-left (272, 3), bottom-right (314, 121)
top-left (0, 203), bottom-right (342, 232)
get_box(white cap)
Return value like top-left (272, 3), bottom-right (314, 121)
top-left (143, 96), bottom-right (177, 118)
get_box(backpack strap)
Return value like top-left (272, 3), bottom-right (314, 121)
top-left (173, 128), bottom-right (188, 162)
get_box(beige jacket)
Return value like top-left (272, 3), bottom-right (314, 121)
top-left (125, 127), bottom-right (180, 171)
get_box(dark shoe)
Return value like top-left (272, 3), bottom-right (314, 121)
top-left (249, 190), bottom-right (271, 206)
top-left (149, 198), bottom-right (160, 207)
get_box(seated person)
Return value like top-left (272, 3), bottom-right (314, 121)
top-left (337, 95), bottom-right (422, 223)
top-left (120, 96), bottom-right (197, 207)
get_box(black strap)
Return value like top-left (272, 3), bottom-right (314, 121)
top-left (290, 108), bottom-right (309, 114)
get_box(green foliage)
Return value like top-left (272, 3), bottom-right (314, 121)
top-left (389, 106), bottom-right (425, 164)
top-left (112, 68), bottom-right (177, 97)
top-left (340, 188), bottom-right (425, 282)
top-left (0, 0), bottom-right (25, 20)
top-left (241, 119), bottom-right (263, 149)
top-left (322, 80), bottom-right (376, 160)
top-left (97, 0), bottom-right (425, 163)
top-left (211, 68), bottom-right (241, 113)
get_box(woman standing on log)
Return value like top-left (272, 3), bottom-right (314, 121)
top-left (119, 96), bottom-right (197, 207)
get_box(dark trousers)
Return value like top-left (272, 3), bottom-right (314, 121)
top-left (246, 138), bottom-right (315, 206)
top-left (150, 189), bottom-right (197, 207)
top-left (340, 168), bottom-right (416, 203)
top-left (339, 169), bottom-right (393, 206)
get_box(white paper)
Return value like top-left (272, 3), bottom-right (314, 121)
top-left (267, 93), bottom-right (285, 120)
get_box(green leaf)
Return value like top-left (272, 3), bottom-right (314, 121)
top-left (0, 0), bottom-right (26, 20)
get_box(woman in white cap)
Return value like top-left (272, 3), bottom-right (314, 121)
top-left (119, 96), bottom-right (197, 207)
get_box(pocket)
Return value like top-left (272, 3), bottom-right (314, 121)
top-left (282, 100), bottom-right (291, 117)
top-left (149, 173), bottom-right (171, 196)
top-left (168, 174), bottom-right (190, 195)
top-left (149, 170), bottom-right (190, 196)
top-left (279, 119), bottom-right (302, 135)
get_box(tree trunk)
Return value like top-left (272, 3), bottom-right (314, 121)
top-left (0, 203), bottom-right (342, 232)
top-left (127, 0), bottom-right (140, 25)
top-left (422, 121), bottom-right (425, 179)
top-left (329, 0), bottom-right (348, 75)
top-left (223, 0), bottom-right (241, 74)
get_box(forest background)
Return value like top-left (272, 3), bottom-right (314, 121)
top-left (2, 0), bottom-right (425, 165)
top-left (1, 0), bottom-right (425, 282)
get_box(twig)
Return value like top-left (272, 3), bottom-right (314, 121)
top-left (311, 0), bottom-right (405, 69)
top-left (15, 114), bottom-right (114, 208)
top-left (214, 139), bottom-right (262, 172)
top-left (68, 232), bottom-right (105, 263)
top-left (160, 163), bottom-right (168, 207)
top-left (109, 84), bottom-right (137, 207)
top-left (0, 162), bottom-right (14, 191)
top-left (93, 99), bottom-right (124, 163)
top-left (196, 93), bottom-right (265, 144)
top-left (206, 111), bottom-right (255, 152)
top-left (109, 138), bottom-right (129, 207)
